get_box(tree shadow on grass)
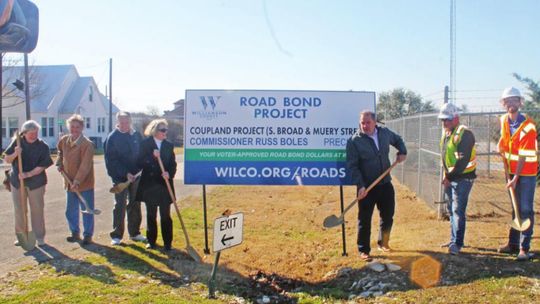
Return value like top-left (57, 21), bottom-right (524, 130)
top-left (24, 244), bottom-right (118, 284)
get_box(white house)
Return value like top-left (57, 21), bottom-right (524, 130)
top-left (1, 64), bottom-right (119, 150)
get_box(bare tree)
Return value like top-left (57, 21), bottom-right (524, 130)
top-left (1, 53), bottom-right (47, 109)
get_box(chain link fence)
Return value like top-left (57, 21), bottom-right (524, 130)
top-left (386, 110), bottom-right (540, 219)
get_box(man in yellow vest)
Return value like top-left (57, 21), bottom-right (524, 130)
top-left (497, 87), bottom-right (537, 261)
top-left (439, 103), bottom-right (477, 255)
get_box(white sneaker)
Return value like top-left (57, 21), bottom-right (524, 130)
top-left (130, 234), bottom-right (147, 242)
top-left (37, 239), bottom-right (46, 246)
top-left (111, 238), bottom-right (122, 246)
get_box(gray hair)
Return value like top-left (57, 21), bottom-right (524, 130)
top-left (144, 119), bottom-right (168, 137)
top-left (67, 114), bottom-right (85, 128)
top-left (116, 111), bottom-right (132, 121)
top-left (21, 120), bottom-right (41, 134)
top-left (360, 110), bottom-right (376, 121)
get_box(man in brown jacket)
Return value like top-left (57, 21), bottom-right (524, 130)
top-left (56, 114), bottom-right (95, 245)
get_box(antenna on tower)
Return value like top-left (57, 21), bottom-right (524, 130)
top-left (449, 0), bottom-right (456, 103)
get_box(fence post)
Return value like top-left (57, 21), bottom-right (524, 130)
top-left (417, 112), bottom-right (423, 194)
top-left (487, 114), bottom-right (491, 177)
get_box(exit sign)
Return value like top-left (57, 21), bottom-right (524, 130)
top-left (213, 212), bottom-right (243, 252)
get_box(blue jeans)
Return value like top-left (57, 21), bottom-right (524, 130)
top-left (445, 178), bottom-right (474, 248)
top-left (508, 176), bottom-right (536, 251)
top-left (65, 190), bottom-right (95, 237)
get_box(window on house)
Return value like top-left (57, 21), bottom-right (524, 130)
top-left (89, 86), bottom-right (93, 102)
top-left (1, 119), bottom-right (6, 138)
top-left (85, 117), bottom-right (91, 129)
top-left (41, 117), bottom-right (47, 137)
top-left (39, 117), bottom-right (55, 137)
top-left (97, 117), bottom-right (106, 133)
top-left (8, 117), bottom-right (19, 137)
top-left (48, 118), bottom-right (54, 137)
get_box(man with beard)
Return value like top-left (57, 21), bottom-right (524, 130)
top-left (497, 87), bottom-right (537, 261)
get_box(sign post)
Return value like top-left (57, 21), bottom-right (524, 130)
top-left (208, 212), bottom-right (244, 298)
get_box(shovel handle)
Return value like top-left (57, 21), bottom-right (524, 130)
top-left (15, 131), bottom-right (30, 235)
top-left (500, 154), bottom-right (523, 222)
top-left (156, 155), bottom-right (193, 247)
top-left (60, 171), bottom-right (98, 214)
top-left (341, 161), bottom-right (399, 219)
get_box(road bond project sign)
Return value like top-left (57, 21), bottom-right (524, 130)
top-left (184, 90), bottom-right (375, 185)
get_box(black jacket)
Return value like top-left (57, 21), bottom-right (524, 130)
top-left (5, 137), bottom-right (53, 190)
top-left (135, 137), bottom-right (177, 205)
top-left (346, 126), bottom-right (407, 188)
top-left (104, 129), bottom-right (142, 184)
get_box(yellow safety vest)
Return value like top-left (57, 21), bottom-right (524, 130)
top-left (441, 125), bottom-right (476, 174)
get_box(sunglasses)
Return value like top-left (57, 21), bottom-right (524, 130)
top-left (158, 128), bottom-right (168, 133)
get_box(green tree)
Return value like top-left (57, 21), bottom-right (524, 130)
top-left (513, 73), bottom-right (540, 109)
top-left (377, 88), bottom-right (435, 120)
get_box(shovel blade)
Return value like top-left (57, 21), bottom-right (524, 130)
top-left (81, 208), bottom-right (101, 215)
top-left (109, 182), bottom-right (130, 194)
top-left (16, 231), bottom-right (36, 251)
top-left (323, 215), bottom-right (343, 228)
top-left (186, 246), bottom-right (202, 263)
top-left (510, 218), bottom-right (531, 232)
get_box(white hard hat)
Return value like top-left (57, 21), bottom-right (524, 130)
top-left (438, 102), bottom-right (459, 120)
top-left (500, 87), bottom-right (524, 102)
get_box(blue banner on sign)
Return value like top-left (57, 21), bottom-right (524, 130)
top-left (184, 161), bottom-right (353, 185)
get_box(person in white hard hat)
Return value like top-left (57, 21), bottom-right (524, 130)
top-left (497, 87), bottom-right (537, 261)
top-left (438, 103), bottom-right (477, 255)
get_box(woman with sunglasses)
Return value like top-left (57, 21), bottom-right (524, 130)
top-left (136, 119), bottom-right (177, 250)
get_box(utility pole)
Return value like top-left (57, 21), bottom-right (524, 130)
top-left (108, 58), bottom-right (113, 132)
top-left (24, 53), bottom-right (31, 120)
top-left (444, 85), bottom-right (449, 104)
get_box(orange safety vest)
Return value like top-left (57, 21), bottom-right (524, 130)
top-left (498, 113), bottom-right (538, 176)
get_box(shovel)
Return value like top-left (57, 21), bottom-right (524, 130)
top-left (15, 132), bottom-right (36, 251)
top-left (156, 154), bottom-right (202, 262)
top-left (60, 171), bottom-right (101, 215)
top-left (507, 186), bottom-right (531, 231)
top-left (323, 161), bottom-right (398, 228)
top-left (109, 172), bottom-right (141, 194)
top-left (502, 155), bottom-right (531, 232)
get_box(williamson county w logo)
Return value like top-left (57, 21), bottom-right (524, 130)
top-left (192, 96), bottom-right (227, 120)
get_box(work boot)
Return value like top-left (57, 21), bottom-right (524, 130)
top-left (377, 245), bottom-right (392, 252)
top-left (498, 244), bottom-right (519, 254)
top-left (66, 233), bottom-right (81, 243)
top-left (448, 243), bottom-right (460, 255)
top-left (359, 252), bottom-right (372, 261)
top-left (82, 236), bottom-right (93, 246)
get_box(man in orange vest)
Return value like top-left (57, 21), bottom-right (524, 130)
top-left (497, 87), bottom-right (537, 261)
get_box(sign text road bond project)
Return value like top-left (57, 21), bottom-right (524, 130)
top-left (184, 90), bottom-right (375, 185)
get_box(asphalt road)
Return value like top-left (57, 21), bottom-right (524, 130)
top-left (0, 156), bottom-right (204, 275)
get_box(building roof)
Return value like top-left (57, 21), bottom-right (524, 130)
top-left (1, 64), bottom-right (119, 114)
top-left (60, 76), bottom-right (92, 113)
top-left (2, 65), bottom-right (76, 112)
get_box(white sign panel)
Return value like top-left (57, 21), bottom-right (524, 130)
top-left (184, 90), bottom-right (376, 185)
top-left (213, 212), bottom-right (244, 252)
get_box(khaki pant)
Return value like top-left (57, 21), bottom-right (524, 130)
top-left (11, 185), bottom-right (46, 241)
